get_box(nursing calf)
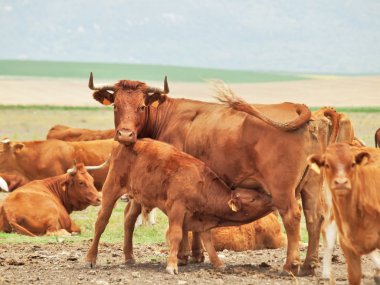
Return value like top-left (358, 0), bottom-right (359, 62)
top-left (308, 143), bottom-right (380, 285)
top-left (86, 139), bottom-right (274, 274)
top-left (0, 162), bottom-right (101, 236)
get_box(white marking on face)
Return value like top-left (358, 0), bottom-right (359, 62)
top-left (0, 177), bottom-right (9, 192)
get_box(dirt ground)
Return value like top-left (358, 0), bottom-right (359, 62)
top-left (0, 241), bottom-right (378, 285)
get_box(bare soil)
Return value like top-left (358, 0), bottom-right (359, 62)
top-left (0, 241), bottom-right (378, 285)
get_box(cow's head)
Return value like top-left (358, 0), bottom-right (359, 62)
top-left (89, 73), bottom-right (169, 145)
top-left (0, 138), bottom-right (25, 174)
top-left (228, 188), bottom-right (273, 221)
top-left (308, 143), bottom-right (370, 195)
top-left (65, 161), bottom-right (102, 211)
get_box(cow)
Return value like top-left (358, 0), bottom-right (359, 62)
top-left (308, 143), bottom-right (380, 285)
top-left (87, 73), bottom-right (334, 275)
top-left (0, 172), bottom-right (28, 192)
top-left (189, 212), bottom-right (285, 252)
top-left (375, 128), bottom-right (380, 148)
top-left (0, 138), bottom-right (116, 190)
top-left (0, 161), bottom-right (102, 236)
top-left (47, 124), bottom-right (115, 141)
top-left (86, 138), bottom-right (275, 274)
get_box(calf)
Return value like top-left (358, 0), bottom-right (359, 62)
top-left (0, 172), bottom-right (28, 192)
top-left (47, 124), bottom-right (115, 142)
top-left (308, 143), bottom-right (380, 285)
top-left (86, 139), bottom-right (274, 274)
top-left (0, 162), bottom-right (102, 236)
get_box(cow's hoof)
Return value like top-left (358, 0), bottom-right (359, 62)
top-left (298, 266), bottom-right (315, 276)
top-left (317, 277), bottom-right (335, 285)
top-left (374, 275), bottom-right (380, 285)
top-left (85, 261), bottom-right (96, 269)
top-left (166, 266), bottom-right (178, 275)
top-left (190, 254), bottom-right (205, 263)
top-left (125, 257), bottom-right (136, 265)
top-left (177, 257), bottom-right (188, 266)
top-left (214, 264), bottom-right (226, 272)
top-left (71, 232), bottom-right (80, 236)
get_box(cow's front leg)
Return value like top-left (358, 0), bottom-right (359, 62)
top-left (340, 239), bottom-right (361, 285)
top-left (86, 183), bottom-right (122, 268)
top-left (166, 204), bottom-right (185, 275)
top-left (177, 231), bottom-right (191, 265)
top-left (370, 251), bottom-right (380, 285)
top-left (320, 220), bottom-right (337, 284)
top-left (199, 230), bottom-right (224, 269)
top-left (123, 200), bottom-right (141, 264)
top-left (191, 232), bottom-right (205, 263)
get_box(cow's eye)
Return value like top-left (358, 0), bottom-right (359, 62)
top-left (78, 181), bottom-right (85, 187)
top-left (325, 164), bottom-right (330, 169)
top-left (138, 105), bottom-right (146, 112)
top-left (114, 105), bottom-right (118, 111)
top-left (351, 163), bottom-right (355, 168)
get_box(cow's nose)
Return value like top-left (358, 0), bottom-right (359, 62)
top-left (117, 129), bottom-right (136, 144)
top-left (333, 177), bottom-right (349, 188)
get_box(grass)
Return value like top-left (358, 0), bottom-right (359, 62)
top-left (0, 60), bottom-right (305, 83)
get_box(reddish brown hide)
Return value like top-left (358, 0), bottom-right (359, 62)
top-left (47, 124), bottom-right (115, 142)
top-left (0, 163), bottom-right (101, 236)
top-left (0, 172), bottom-right (28, 192)
top-left (86, 139), bottom-right (274, 274)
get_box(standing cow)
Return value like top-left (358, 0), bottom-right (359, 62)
top-left (88, 73), bottom-right (333, 275)
top-left (308, 143), bottom-right (380, 285)
top-left (0, 162), bottom-right (102, 236)
top-left (86, 139), bottom-right (274, 274)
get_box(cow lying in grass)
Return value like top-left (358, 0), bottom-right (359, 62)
top-left (308, 143), bottom-right (380, 285)
top-left (0, 161), bottom-right (102, 236)
top-left (86, 139), bottom-right (274, 274)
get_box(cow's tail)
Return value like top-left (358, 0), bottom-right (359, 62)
top-left (213, 81), bottom-right (311, 131)
top-left (4, 208), bottom-right (37, 237)
top-left (321, 107), bottom-right (341, 144)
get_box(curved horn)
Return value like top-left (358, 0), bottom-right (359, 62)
top-left (88, 72), bottom-right (115, 91)
top-left (0, 177), bottom-right (9, 192)
top-left (1, 138), bottom-right (10, 144)
top-left (67, 160), bottom-right (78, 175)
top-left (85, 155), bottom-right (111, 171)
top-left (146, 76), bottom-right (169, 94)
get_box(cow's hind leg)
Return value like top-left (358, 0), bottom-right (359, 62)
top-left (299, 176), bottom-right (324, 276)
top-left (190, 232), bottom-right (205, 263)
top-left (199, 230), bottom-right (224, 269)
top-left (370, 251), bottom-right (380, 285)
top-left (123, 200), bottom-right (142, 264)
top-left (86, 185), bottom-right (122, 267)
top-left (166, 204), bottom-right (185, 275)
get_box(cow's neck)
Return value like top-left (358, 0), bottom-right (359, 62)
top-left (44, 174), bottom-right (73, 213)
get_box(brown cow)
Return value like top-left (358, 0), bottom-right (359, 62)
top-left (88, 73), bottom-right (327, 275)
top-left (308, 143), bottom-right (380, 285)
top-left (47, 124), bottom-right (115, 141)
top-left (0, 138), bottom-right (116, 190)
top-left (0, 162), bottom-right (102, 236)
top-left (0, 172), bottom-right (28, 192)
top-left (86, 139), bottom-right (275, 274)
top-left (375, 128), bottom-right (380, 148)
top-left (189, 212), bottom-right (285, 252)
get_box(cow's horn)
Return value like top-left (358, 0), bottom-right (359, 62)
top-left (85, 155), bottom-right (111, 171)
top-left (1, 138), bottom-right (10, 144)
top-left (0, 177), bottom-right (9, 192)
top-left (67, 160), bottom-right (78, 175)
top-left (88, 72), bottom-right (115, 91)
top-left (147, 76), bottom-right (169, 94)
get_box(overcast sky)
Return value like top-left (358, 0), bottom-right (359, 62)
top-left (0, 0), bottom-right (379, 73)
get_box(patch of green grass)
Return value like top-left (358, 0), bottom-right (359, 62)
top-left (0, 60), bottom-right (305, 83)
top-left (310, 106), bottom-right (380, 113)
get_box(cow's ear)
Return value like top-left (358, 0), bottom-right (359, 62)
top-left (13, 143), bottom-right (24, 154)
top-left (228, 193), bottom-right (242, 212)
top-left (144, 93), bottom-right (167, 108)
top-left (93, 90), bottom-right (115, 106)
top-left (355, 151), bottom-right (370, 165)
top-left (307, 154), bottom-right (324, 174)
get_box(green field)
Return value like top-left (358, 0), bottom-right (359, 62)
top-left (0, 60), bottom-right (305, 83)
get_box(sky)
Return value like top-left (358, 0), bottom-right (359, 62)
top-left (0, 0), bottom-right (379, 73)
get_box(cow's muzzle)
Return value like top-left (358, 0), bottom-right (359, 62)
top-left (115, 129), bottom-right (136, 145)
top-left (331, 177), bottom-right (351, 192)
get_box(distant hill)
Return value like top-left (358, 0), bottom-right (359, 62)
top-left (0, 60), bottom-right (305, 83)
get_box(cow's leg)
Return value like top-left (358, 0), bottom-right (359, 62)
top-left (299, 175), bottom-right (324, 276)
top-left (148, 208), bottom-right (157, 225)
top-left (46, 228), bottom-right (71, 237)
top-left (166, 204), bottom-right (185, 275)
top-left (123, 200), bottom-right (141, 264)
top-left (340, 239), bottom-right (361, 285)
top-left (320, 220), bottom-right (337, 283)
top-left (191, 232), bottom-right (205, 263)
top-left (370, 251), bottom-right (380, 285)
top-left (276, 196), bottom-right (301, 275)
top-left (86, 185), bottom-right (122, 267)
top-left (199, 230), bottom-right (224, 269)
top-left (177, 231), bottom-right (191, 265)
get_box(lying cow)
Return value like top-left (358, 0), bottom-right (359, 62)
top-left (0, 161), bottom-right (102, 236)
top-left (0, 138), bottom-right (116, 190)
top-left (0, 172), bottom-right (29, 192)
top-left (189, 212), bottom-right (285, 252)
top-left (86, 138), bottom-right (274, 274)
top-left (308, 143), bottom-right (380, 285)
top-left (47, 124), bottom-right (115, 142)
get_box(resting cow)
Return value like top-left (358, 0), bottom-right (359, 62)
top-left (88, 73), bottom-right (332, 275)
top-left (86, 139), bottom-right (274, 274)
top-left (0, 172), bottom-right (28, 192)
top-left (308, 143), bottom-right (380, 285)
top-left (189, 212), bottom-right (285, 252)
top-left (0, 162), bottom-right (102, 236)
top-left (47, 124), bottom-right (115, 141)
top-left (0, 138), bottom-right (116, 190)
